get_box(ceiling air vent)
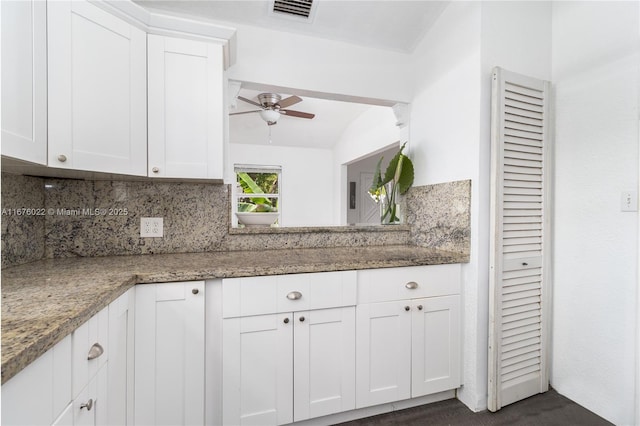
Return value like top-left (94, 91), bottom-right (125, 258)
top-left (272, 0), bottom-right (314, 20)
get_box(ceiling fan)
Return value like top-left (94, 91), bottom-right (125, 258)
top-left (230, 93), bottom-right (315, 126)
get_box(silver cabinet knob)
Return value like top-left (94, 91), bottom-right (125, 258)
top-left (405, 281), bottom-right (418, 290)
top-left (152, 167), bottom-right (160, 173)
top-left (283, 318), bottom-right (290, 324)
top-left (80, 399), bottom-right (93, 411)
top-left (299, 316), bottom-right (305, 322)
top-left (192, 288), bottom-right (199, 295)
top-left (87, 343), bottom-right (104, 360)
top-left (286, 291), bottom-right (302, 300)
top-left (404, 306), bottom-right (410, 311)
top-left (418, 305), bottom-right (423, 310)
top-left (57, 154), bottom-right (67, 162)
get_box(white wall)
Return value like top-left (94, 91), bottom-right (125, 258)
top-left (226, 23), bottom-right (413, 103)
top-left (409, 0), bottom-right (552, 412)
top-left (409, 2), bottom-right (484, 410)
top-left (228, 143), bottom-right (335, 227)
top-left (332, 107), bottom-right (400, 223)
top-left (551, 2), bottom-right (639, 424)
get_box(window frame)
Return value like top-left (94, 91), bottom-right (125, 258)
top-left (233, 164), bottom-right (282, 227)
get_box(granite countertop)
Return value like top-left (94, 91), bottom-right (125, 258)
top-left (1, 245), bottom-right (467, 384)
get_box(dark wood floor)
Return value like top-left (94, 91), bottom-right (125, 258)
top-left (337, 389), bottom-right (612, 426)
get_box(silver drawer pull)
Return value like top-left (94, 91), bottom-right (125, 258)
top-left (87, 343), bottom-right (104, 360)
top-left (405, 281), bottom-right (418, 290)
top-left (80, 399), bottom-right (93, 411)
top-left (287, 291), bottom-right (302, 300)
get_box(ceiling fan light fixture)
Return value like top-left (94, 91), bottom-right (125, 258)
top-left (260, 109), bottom-right (281, 125)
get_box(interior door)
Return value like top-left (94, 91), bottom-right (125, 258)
top-left (488, 67), bottom-right (551, 411)
top-left (359, 172), bottom-right (378, 224)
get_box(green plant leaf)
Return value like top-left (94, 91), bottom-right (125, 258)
top-left (237, 172), bottom-right (272, 206)
top-left (397, 155), bottom-right (414, 194)
top-left (237, 172), bottom-right (264, 194)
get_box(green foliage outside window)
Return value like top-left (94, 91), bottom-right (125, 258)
top-left (237, 172), bottom-right (279, 212)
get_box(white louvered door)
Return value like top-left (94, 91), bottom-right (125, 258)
top-left (488, 67), bottom-right (551, 412)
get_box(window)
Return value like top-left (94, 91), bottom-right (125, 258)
top-left (233, 165), bottom-right (281, 226)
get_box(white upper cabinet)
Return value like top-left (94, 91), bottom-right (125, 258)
top-left (1, 0), bottom-right (47, 165)
top-left (147, 35), bottom-right (224, 179)
top-left (47, 0), bottom-right (147, 176)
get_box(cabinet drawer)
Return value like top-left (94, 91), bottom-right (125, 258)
top-left (222, 271), bottom-right (356, 318)
top-left (72, 305), bottom-right (109, 399)
top-left (357, 264), bottom-right (461, 304)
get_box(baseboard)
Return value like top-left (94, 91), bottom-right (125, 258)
top-left (285, 390), bottom-right (457, 425)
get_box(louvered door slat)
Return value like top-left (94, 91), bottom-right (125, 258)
top-left (505, 99), bottom-right (544, 113)
top-left (489, 67), bottom-right (550, 412)
top-left (504, 113), bottom-right (543, 128)
top-left (505, 106), bottom-right (543, 121)
top-left (505, 83), bottom-right (543, 99)
top-left (501, 314), bottom-right (540, 331)
top-left (502, 351), bottom-right (540, 369)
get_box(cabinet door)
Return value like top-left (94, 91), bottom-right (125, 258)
top-left (47, 0), bottom-right (146, 175)
top-left (134, 282), bottom-right (205, 426)
top-left (293, 307), bottom-right (355, 421)
top-left (73, 365), bottom-right (107, 426)
top-left (107, 289), bottom-right (135, 426)
top-left (411, 295), bottom-right (461, 397)
top-left (1, 0), bottom-right (47, 164)
top-left (148, 35), bottom-right (224, 179)
top-left (51, 403), bottom-right (73, 426)
top-left (1, 335), bottom-right (72, 426)
top-left (72, 305), bottom-right (109, 399)
top-left (223, 313), bottom-right (293, 426)
top-left (355, 301), bottom-right (411, 408)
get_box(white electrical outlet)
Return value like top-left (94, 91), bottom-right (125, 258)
top-left (140, 217), bottom-right (163, 237)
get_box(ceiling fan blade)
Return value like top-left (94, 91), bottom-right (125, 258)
top-left (278, 96), bottom-right (302, 109)
top-left (281, 109), bottom-right (315, 119)
top-left (229, 110), bottom-right (262, 116)
top-left (237, 96), bottom-right (263, 108)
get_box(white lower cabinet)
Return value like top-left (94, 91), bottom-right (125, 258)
top-left (72, 365), bottom-right (108, 426)
top-left (51, 403), bottom-right (73, 426)
top-left (355, 301), bottom-right (412, 407)
top-left (1, 335), bottom-right (72, 426)
top-left (1, 288), bottom-right (133, 426)
top-left (107, 289), bottom-right (136, 426)
top-left (411, 295), bottom-right (461, 397)
top-left (222, 272), bottom-right (357, 425)
top-left (134, 281), bottom-right (205, 426)
top-left (223, 313), bottom-right (293, 426)
top-left (293, 307), bottom-right (356, 421)
top-left (355, 265), bottom-right (462, 409)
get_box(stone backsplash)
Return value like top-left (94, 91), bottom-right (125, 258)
top-left (1, 173), bottom-right (470, 268)
top-left (405, 179), bottom-right (471, 255)
top-left (1, 174), bottom-right (46, 268)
